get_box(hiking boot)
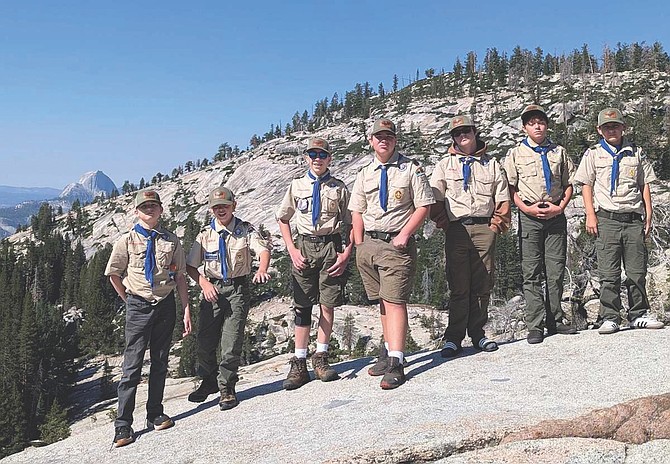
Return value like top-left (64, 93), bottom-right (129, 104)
top-left (311, 352), bottom-right (339, 382)
top-left (113, 425), bottom-right (135, 448)
top-left (219, 385), bottom-right (239, 410)
top-left (368, 344), bottom-right (389, 376)
top-left (598, 320), bottom-right (620, 334)
top-left (188, 377), bottom-right (219, 403)
top-left (550, 323), bottom-right (578, 335)
top-left (283, 356), bottom-right (310, 390)
top-left (146, 414), bottom-right (174, 431)
top-left (380, 357), bottom-right (405, 390)
top-left (629, 316), bottom-right (664, 330)
top-left (527, 330), bottom-right (544, 344)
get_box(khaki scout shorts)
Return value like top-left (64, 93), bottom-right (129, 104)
top-left (292, 238), bottom-right (344, 308)
top-left (355, 235), bottom-right (416, 304)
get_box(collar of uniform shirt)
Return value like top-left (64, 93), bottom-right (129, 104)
top-left (373, 150), bottom-right (400, 167)
top-left (212, 216), bottom-right (238, 234)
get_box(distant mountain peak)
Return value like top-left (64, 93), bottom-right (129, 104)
top-left (60, 171), bottom-right (117, 202)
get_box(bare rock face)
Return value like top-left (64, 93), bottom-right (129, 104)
top-left (502, 393), bottom-right (670, 445)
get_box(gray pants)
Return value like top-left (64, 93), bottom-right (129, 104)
top-left (597, 215), bottom-right (649, 323)
top-left (116, 293), bottom-right (176, 428)
top-left (519, 212), bottom-right (567, 332)
top-left (196, 277), bottom-right (250, 388)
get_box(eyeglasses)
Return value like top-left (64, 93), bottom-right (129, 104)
top-left (451, 127), bottom-right (472, 137)
top-left (138, 202), bottom-right (160, 211)
top-left (373, 133), bottom-right (396, 141)
top-left (307, 150), bottom-right (329, 160)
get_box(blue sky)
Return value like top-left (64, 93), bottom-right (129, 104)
top-left (1, 1), bottom-right (668, 189)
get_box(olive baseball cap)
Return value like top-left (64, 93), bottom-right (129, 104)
top-left (521, 104), bottom-right (548, 124)
top-left (371, 118), bottom-right (396, 135)
top-left (209, 186), bottom-right (235, 207)
top-left (598, 108), bottom-right (625, 126)
top-left (304, 137), bottom-right (331, 155)
top-left (448, 115), bottom-right (476, 134)
top-left (134, 190), bottom-right (162, 208)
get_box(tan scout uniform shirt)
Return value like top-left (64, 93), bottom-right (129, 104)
top-left (349, 151), bottom-right (435, 232)
top-left (186, 217), bottom-right (271, 280)
top-left (275, 171), bottom-right (351, 236)
top-left (573, 139), bottom-right (657, 214)
top-left (430, 142), bottom-right (510, 230)
top-left (503, 138), bottom-right (575, 203)
top-left (105, 225), bottom-right (186, 303)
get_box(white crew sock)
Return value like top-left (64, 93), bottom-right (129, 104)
top-left (316, 343), bottom-right (329, 353)
top-left (388, 350), bottom-right (404, 364)
top-left (294, 348), bottom-right (308, 359)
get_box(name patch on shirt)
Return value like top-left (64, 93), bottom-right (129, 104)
top-left (204, 251), bottom-right (219, 261)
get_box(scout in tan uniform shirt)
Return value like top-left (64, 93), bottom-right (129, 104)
top-left (503, 104), bottom-right (577, 344)
top-left (574, 107), bottom-right (663, 334)
top-left (186, 186), bottom-right (271, 410)
top-left (105, 190), bottom-right (192, 448)
top-left (276, 137), bottom-right (353, 390)
top-left (430, 115), bottom-right (510, 357)
top-left (349, 117), bottom-right (435, 389)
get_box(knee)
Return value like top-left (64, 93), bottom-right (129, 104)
top-left (294, 306), bottom-right (313, 327)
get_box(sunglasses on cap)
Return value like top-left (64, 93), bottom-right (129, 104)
top-left (451, 127), bottom-right (472, 137)
top-left (307, 150), bottom-right (329, 160)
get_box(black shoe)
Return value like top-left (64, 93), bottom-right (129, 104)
top-left (368, 343), bottom-right (389, 376)
top-left (219, 385), bottom-right (239, 411)
top-left (552, 323), bottom-right (578, 335)
top-left (188, 378), bottom-right (219, 403)
top-left (527, 330), bottom-right (544, 344)
top-left (113, 425), bottom-right (135, 448)
top-left (146, 414), bottom-right (174, 431)
top-left (474, 337), bottom-right (499, 352)
top-left (439, 341), bottom-right (463, 358)
top-left (311, 352), bottom-right (339, 382)
top-left (283, 357), bottom-right (310, 390)
top-left (380, 357), bottom-right (406, 390)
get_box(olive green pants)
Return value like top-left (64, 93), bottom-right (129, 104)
top-left (196, 277), bottom-right (250, 389)
top-left (519, 213), bottom-right (567, 332)
top-left (596, 215), bottom-right (649, 323)
top-left (443, 223), bottom-right (495, 345)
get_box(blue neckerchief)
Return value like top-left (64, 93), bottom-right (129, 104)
top-left (307, 170), bottom-right (331, 228)
top-left (459, 156), bottom-right (476, 191)
top-left (210, 218), bottom-right (233, 280)
top-left (523, 138), bottom-right (552, 194)
top-left (377, 165), bottom-right (388, 212)
top-left (133, 224), bottom-right (161, 288)
top-left (599, 139), bottom-right (631, 196)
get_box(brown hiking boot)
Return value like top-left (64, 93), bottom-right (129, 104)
top-left (380, 357), bottom-right (405, 390)
top-left (219, 385), bottom-right (239, 411)
top-left (368, 343), bottom-right (389, 376)
top-left (311, 352), bottom-right (339, 382)
top-left (283, 356), bottom-right (310, 390)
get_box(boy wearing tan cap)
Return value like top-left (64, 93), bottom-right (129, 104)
top-left (276, 137), bottom-right (353, 390)
top-left (430, 115), bottom-right (510, 357)
top-left (349, 118), bottom-right (435, 389)
top-left (186, 186), bottom-right (271, 409)
top-left (503, 105), bottom-right (577, 344)
top-left (105, 190), bottom-right (192, 448)
top-left (574, 108), bottom-right (663, 334)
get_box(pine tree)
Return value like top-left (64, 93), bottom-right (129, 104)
top-left (38, 399), bottom-right (70, 444)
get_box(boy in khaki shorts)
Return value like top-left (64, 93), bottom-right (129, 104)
top-left (349, 118), bottom-right (435, 389)
top-left (276, 137), bottom-right (353, 390)
top-left (503, 105), bottom-right (577, 345)
top-left (105, 190), bottom-right (192, 448)
top-left (574, 108), bottom-right (663, 334)
top-left (186, 186), bottom-right (271, 410)
top-left (430, 115), bottom-right (510, 357)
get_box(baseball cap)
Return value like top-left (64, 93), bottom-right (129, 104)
top-left (598, 108), bottom-right (625, 126)
top-left (304, 137), bottom-right (331, 155)
top-left (134, 190), bottom-right (162, 208)
top-left (448, 115), bottom-right (476, 134)
top-left (209, 186), bottom-right (235, 207)
top-left (521, 104), bottom-right (548, 124)
top-left (371, 118), bottom-right (396, 135)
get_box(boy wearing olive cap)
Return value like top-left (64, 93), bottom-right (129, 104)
top-left (276, 137), bottom-right (353, 390)
top-left (186, 186), bottom-right (271, 410)
top-left (105, 190), bottom-right (192, 448)
top-left (503, 105), bottom-right (577, 345)
top-left (574, 108), bottom-right (663, 334)
top-left (430, 115), bottom-right (510, 357)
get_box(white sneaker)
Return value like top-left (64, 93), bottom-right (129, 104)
top-left (629, 316), bottom-right (664, 329)
top-left (598, 320), bottom-right (620, 334)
